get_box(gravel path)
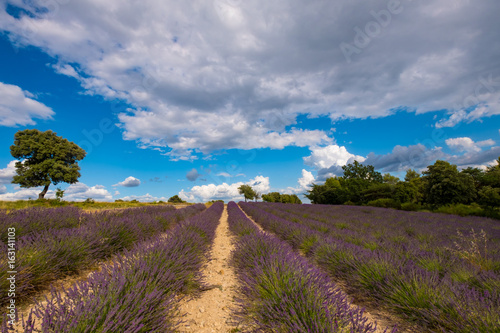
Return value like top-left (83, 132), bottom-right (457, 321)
top-left (178, 205), bottom-right (240, 332)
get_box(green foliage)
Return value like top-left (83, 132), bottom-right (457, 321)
top-left (238, 184), bottom-right (257, 202)
top-left (342, 160), bottom-right (383, 183)
top-left (423, 160), bottom-right (477, 206)
top-left (383, 173), bottom-right (400, 185)
top-left (404, 169), bottom-right (420, 182)
top-left (10, 129), bottom-right (86, 199)
top-left (168, 195), bottom-right (186, 203)
top-left (55, 187), bottom-right (65, 200)
top-left (361, 183), bottom-right (394, 202)
top-left (302, 156), bottom-right (499, 219)
top-left (262, 192), bottom-right (302, 204)
top-left (478, 186), bottom-right (500, 207)
top-left (366, 198), bottom-right (401, 209)
top-left (482, 157), bottom-right (500, 188)
top-left (461, 167), bottom-right (485, 189)
top-left (400, 202), bottom-right (422, 211)
top-left (84, 198), bottom-right (95, 204)
top-left (393, 181), bottom-right (419, 203)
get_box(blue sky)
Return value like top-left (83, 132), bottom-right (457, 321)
top-left (0, 0), bottom-right (499, 202)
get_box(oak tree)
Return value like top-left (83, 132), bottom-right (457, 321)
top-left (10, 129), bottom-right (86, 199)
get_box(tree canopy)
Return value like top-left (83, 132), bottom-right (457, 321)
top-left (262, 192), bottom-right (302, 204)
top-left (305, 158), bottom-right (500, 211)
top-left (168, 195), bottom-right (185, 203)
top-left (10, 129), bottom-right (86, 199)
top-left (422, 160), bottom-right (476, 206)
top-left (238, 184), bottom-right (257, 202)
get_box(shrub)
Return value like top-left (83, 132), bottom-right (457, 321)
top-left (400, 202), bottom-right (421, 211)
top-left (435, 203), bottom-right (483, 217)
top-left (366, 198), bottom-right (401, 209)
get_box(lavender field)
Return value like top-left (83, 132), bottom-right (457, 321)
top-left (2, 202), bottom-right (499, 332)
top-left (239, 202), bottom-right (500, 332)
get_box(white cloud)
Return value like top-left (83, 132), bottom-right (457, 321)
top-left (304, 145), bottom-right (365, 170)
top-left (0, 161), bottom-right (17, 184)
top-left (364, 144), bottom-right (447, 172)
top-left (298, 169), bottom-right (315, 190)
top-left (0, 82), bottom-right (54, 127)
top-left (113, 176), bottom-right (141, 187)
top-left (52, 63), bottom-right (80, 79)
top-left (64, 183), bottom-right (113, 201)
top-left (282, 169), bottom-right (316, 195)
top-left (0, 185), bottom-right (7, 194)
top-left (0, 187), bottom-right (48, 201)
top-left (3, 1), bottom-right (499, 157)
top-left (303, 145), bottom-right (365, 180)
top-left (179, 175), bottom-right (270, 202)
top-left (445, 137), bottom-right (495, 153)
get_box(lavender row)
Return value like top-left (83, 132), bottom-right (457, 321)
top-left (239, 202), bottom-right (500, 332)
top-left (4, 202), bottom-right (224, 333)
top-left (0, 205), bottom-right (177, 242)
top-left (256, 202), bottom-right (500, 283)
top-left (227, 202), bottom-right (383, 333)
top-left (0, 204), bottom-right (206, 307)
top-left (263, 202), bottom-right (500, 258)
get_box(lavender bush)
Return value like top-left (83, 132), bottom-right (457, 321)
top-left (227, 202), bottom-right (386, 333)
top-left (239, 202), bottom-right (500, 332)
top-left (3, 202), bottom-right (224, 333)
top-left (0, 204), bottom-right (205, 308)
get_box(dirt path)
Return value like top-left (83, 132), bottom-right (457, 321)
top-left (178, 205), bottom-right (240, 332)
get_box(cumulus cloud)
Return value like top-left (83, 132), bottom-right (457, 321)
top-left (364, 144), bottom-right (447, 172)
top-left (303, 145), bottom-right (365, 180)
top-left (445, 137), bottom-right (495, 153)
top-left (113, 176), bottom-right (141, 187)
top-left (0, 160), bottom-right (17, 184)
top-left (448, 146), bottom-right (500, 169)
top-left (283, 169), bottom-right (316, 195)
top-left (64, 183), bottom-right (113, 201)
top-left (304, 145), bottom-right (365, 170)
top-left (186, 168), bottom-right (201, 182)
top-left (0, 82), bottom-right (54, 127)
top-left (2, 1), bottom-right (499, 157)
top-left (179, 175), bottom-right (270, 202)
top-left (298, 169), bottom-right (315, 190)
top-left (0, 185), bottom-right (7, 194)
top-left (0, 187), bottom-right (48, 201)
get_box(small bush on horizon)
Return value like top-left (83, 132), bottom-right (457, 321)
top-left (366, 198), bottom-right (401, 209)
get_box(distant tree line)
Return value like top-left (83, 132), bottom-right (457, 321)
top-left (305, 158), bottom-right (500, 213)
top-left (261, 192), bottom-right (302, 204)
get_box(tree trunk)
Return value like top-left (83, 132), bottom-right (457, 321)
top-left (38, 184), bottom-right (50, 199)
